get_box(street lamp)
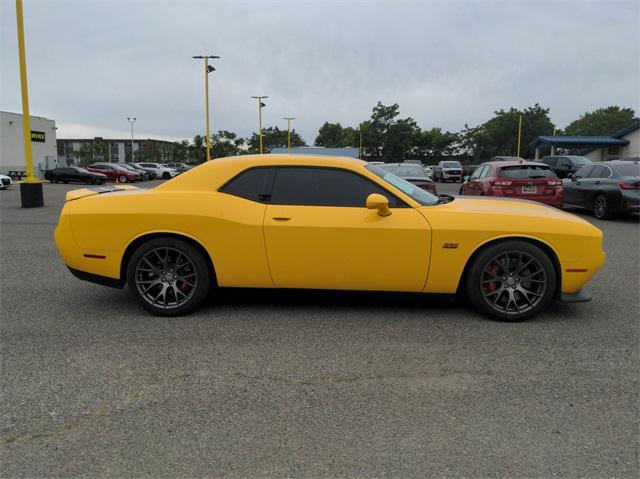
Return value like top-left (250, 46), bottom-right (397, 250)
top-left (251, 96), bottom-right (268, 154)
top-left (15, 0), bottom-right (43, 207)
top-left (193, 55), bottom-right (220, 162)
top-left (283, 117), bottom-right (295, 154)
top-left (127, 117), bottom-right (136, 162)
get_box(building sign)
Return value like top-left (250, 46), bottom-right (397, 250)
top-left (31, 131), bottom-right (46, 142)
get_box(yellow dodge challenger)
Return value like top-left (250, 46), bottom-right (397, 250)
top-left (54, 155), bottom-right (605, 321)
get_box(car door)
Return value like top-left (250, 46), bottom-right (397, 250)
top-left (461, 165), bottom-right (486, 195)
top-left (263, 166), bottom-right (431, 292)
top-left (563, 165), bottom-right (593, 206)
top-left (582, 164), bottom-right (611, 208)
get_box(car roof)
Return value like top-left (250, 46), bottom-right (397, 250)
top-left (482, 160), bottom-right (550, 168)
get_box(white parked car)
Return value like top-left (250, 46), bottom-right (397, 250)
top-left (137, 163), bottom-right (179, 180)
top-left (0, 174), bottom-right (13, 189)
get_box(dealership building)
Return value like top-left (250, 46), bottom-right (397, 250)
top-left (57, 137), bottom-right (177, 165)
top-left (0, 111), bottom-right (58, 178)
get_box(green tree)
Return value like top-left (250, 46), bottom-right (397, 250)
top-left (363, 102), bottom-right (421, 161)
top-left (315, 122), bottom-right (359, 147)
top-left (211, 130), bottom-right (246, 158)
top-left (565, 106), bottom-right (636, 136)
top-left (247, 126), bottom-right (305, 154)
top-left (192, 135), bottom-right (205, 163)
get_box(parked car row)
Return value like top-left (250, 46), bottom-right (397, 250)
top-left (44, 162), bottom-right (185, 185)
top-left (457, 158), bottom-right (639, 219)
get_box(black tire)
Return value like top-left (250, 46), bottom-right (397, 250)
top-left (162, 172), bottom-right (171, 179)
top-left (118, 175), bottom-right (128, 183)
top-left (126, 237), bottom-right (211, 316)
top-left (62, 180), bottom-right (68, 184)
top-left (593, 193), bottom-right (612, 220)
top-left (466, 240), bottom-right (556, 322)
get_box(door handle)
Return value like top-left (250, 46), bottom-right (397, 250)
top-left (272, 217), bottom-right (291, 221)
top-left (595, 181), bottom-right (600, 185)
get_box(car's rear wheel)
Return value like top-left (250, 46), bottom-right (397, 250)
top-left (466, 240), bottom-right (556, 321)
top-left (127, 238), bottom-right (211, 316)
top-left (118, 175), bottom-right (128, 183)
top-left (593, 193), bottom-right (612, 220)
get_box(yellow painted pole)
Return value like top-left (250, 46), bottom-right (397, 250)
top-left (516, 114), bottom-right (523, 158)
top-left (204, 57), bottom-right (211, 162)
top-left (283, 117), bottom-right (294, 153)
top-left (16, 0), bottom-right (35, 182)
top-left (258, 98), bottom-right (263, 154)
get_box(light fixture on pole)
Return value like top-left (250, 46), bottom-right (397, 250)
top-left (15, 0), bottom-right (43, 207)
top-left (283, 117), bottom-right (295, 153)
top-left (193, 55), bottom-right (220, 162)
top-left (127, 117), bottom-right (136, 162)
top-left (251, 96), bottom-right (268, 154)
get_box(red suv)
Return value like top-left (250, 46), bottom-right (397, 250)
top-left (87, 163), bottom-right (140, 183)
top-left (459, 160), bottom-right (562, 207)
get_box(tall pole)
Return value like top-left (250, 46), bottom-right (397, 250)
top-left (516, 114), bottom-right (523, 158)
top-left (252, 96), bottom-right (268, 154)
top-left (283, 117), bottom-right (295, 153)
top-left (127, 117), bottom-right (136, 161)
top-left (16, 0), bottom-right (34, 182)
top-left (193, 55), bottom-right (219, 162)
top-left (550, 127), bottom-right (556, 156)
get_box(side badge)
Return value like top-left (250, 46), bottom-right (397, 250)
top-left (442, 243), bottom-right (459, 249)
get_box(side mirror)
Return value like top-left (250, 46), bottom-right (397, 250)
top-left (463, 175), bottom-right (470, 183)
top-left (366, 193), bottom-right (392, 217)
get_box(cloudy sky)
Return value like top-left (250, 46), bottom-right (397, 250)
top-left (1, 0), bottom-right (638, 144)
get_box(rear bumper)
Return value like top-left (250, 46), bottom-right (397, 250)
top-left (559, 288), bottom-right (591, 303)
top-left (68, 266), bottom-right (124, 289)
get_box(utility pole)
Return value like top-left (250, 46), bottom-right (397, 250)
top-left (127, 117), bottom-right (136, 161)
top-left (15, 0), bottom-right (43, 207)
top-left (550, 127), bottom-right (556, 156)
top-left (516, 114), bottom-right (523, 158)
top-left (193, 55), bottom-right (220, 161)
top-left (283, 117), bottom-right (295, 153)
top-left (251, 96), bottom-right (268, 154)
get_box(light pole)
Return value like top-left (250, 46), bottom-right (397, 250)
top-left (193, 55), bottom-right (220, 162)
top-left (127, 117), bottom-right (136, 162)
top-left (516, 114), bottom-right (523, 157)
top-left (283, 117), bottom-right (295, 153)
top-left (251, 96), bottom-right (268, 154)
top-left (15, 0), bottom-right (43, 207)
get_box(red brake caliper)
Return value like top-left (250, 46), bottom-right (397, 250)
top-left (486, 264), bottom-right (499, 292)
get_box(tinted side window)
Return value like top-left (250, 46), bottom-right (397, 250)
top-left (542, 157), bottom-right (556, 167)
top-left (470, 165), bottom-right (484, 180)
top-left (480, 166), bottom-right (492, 178)
top-left (220, 167), bottom-right (276, 203)
top-left (588, 165), bottom-right (610, 178)
top-left (271, 167), bottom-right (400, 207)
top-left (573, 165), bottom-right (593, 179)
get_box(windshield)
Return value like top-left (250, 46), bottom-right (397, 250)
top-left (75, 167), bottom-right (90, 173)
top-left (569, 156), bottom-right (591, 166)
top-left (442, 162), bottom-right (462, 168)
top-left (379, 164), bottom-right (427, 178)
top-left (498, 165), bottom-right (555, 179)
top-left (612, 163), bottom-right (640, 177)
top-left (366, 165), bottom-right (438, 206)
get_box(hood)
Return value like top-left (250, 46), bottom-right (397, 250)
top-left (425, 196), bottom-right (592, 225)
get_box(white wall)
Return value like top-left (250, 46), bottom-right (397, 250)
top-left (0, 111), bottom-right (57, 178)
top-left (584, 128), bottom-right (640, 162)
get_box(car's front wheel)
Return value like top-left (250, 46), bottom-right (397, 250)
top-left (127, 237), bottom-right (211, 316)
top-left (162, 172), bottom-right (171, 179)
top-left (118, 175), bottom-right (128, 183)
top-left (466, 240), bottom-right (556, 321)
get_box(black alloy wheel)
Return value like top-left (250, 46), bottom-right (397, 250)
top-left (127, 237), bottom-right (211, 316)
top-left (466, 240), bottom-right (556, 321)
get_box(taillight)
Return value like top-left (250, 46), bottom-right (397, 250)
top-left (620, 182), bottom-right (640, 189)
top-left (547, 179), bottom-right (562, 186)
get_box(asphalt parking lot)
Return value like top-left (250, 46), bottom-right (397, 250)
top-left (1, 180), bottom-right (638, 478)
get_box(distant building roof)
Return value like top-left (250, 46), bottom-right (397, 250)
top-left (270, 146), bottom-right (360, 158)
top-left (529, 121), bottom-right (639, 150)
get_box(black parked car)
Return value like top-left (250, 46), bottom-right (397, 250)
top-left (562, 160), bottom-right (640, 219)
top-left (44, 167), bottom-right (107, 185)
top-left (541, 155), bottom-right (592, 179)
